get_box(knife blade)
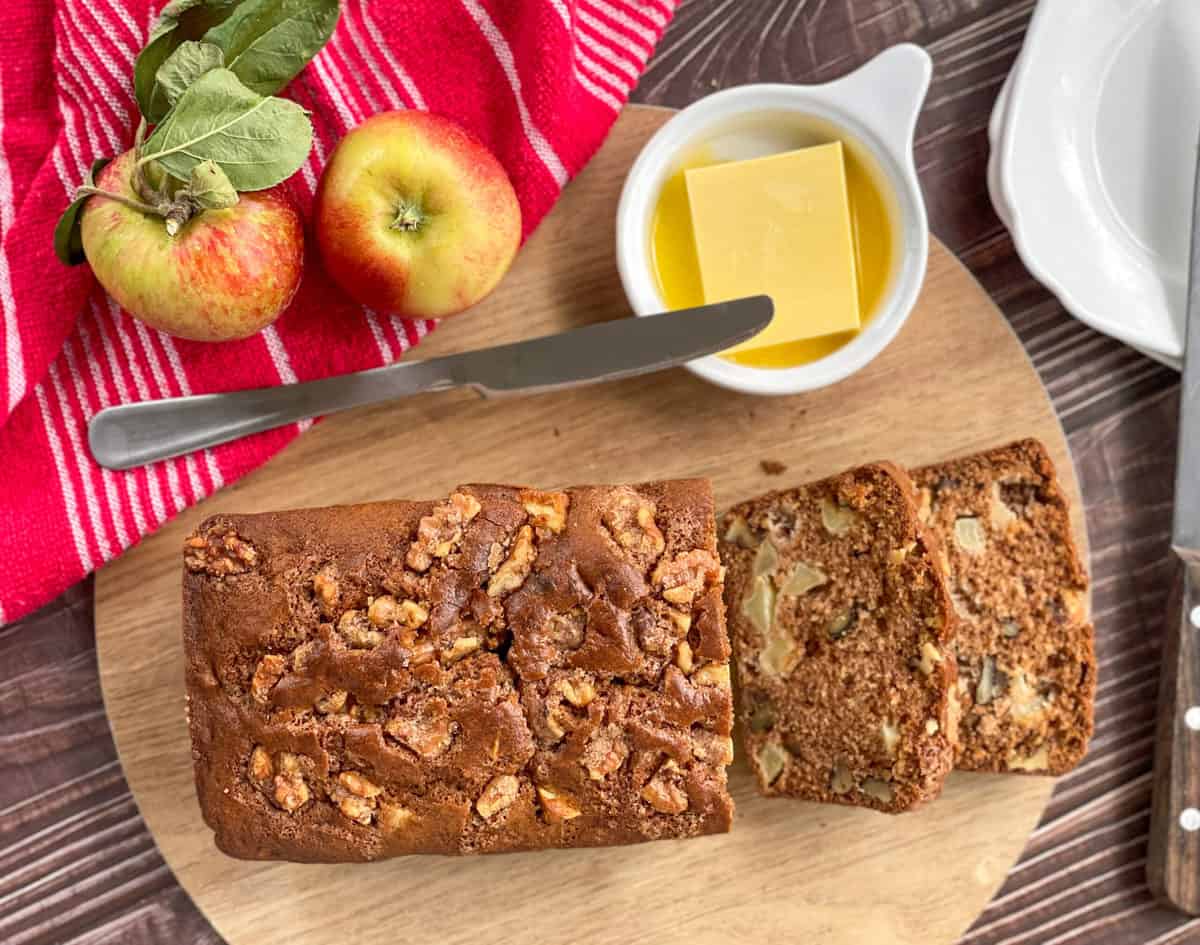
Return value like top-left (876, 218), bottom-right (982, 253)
top-left (1148, 140), bottom-right (1200, 915)
top-left (87, 295), bottom-right (773, 470)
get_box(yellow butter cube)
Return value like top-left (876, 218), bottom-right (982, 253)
top-left (684, 142), bottom-right (861, 355)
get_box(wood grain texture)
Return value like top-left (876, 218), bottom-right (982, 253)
top-left (1148, 562), bottom-right (1200, 915)
top-left (1, 1), bottom-right (1194, 943)
top-left (95, 105), bottom-right (1071, 945)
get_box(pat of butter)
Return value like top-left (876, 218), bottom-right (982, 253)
top-left (684, 142), bottom-right (861, 354)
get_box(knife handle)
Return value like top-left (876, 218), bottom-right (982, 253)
top-left (87, 358), bottom-right (461, 470)
top-left (1148, 557), bottom-right (1200, 915)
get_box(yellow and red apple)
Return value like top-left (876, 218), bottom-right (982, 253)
top-left (315, 111), bottom-right (521, 319)
top-left (80, 151), bottom-right (304, 342)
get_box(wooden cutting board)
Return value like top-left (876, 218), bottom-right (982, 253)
top-left (95, 106), bottom-right (1081, 945)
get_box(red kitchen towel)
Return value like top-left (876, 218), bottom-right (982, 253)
top-left (0, 0), bottom-right (675, 626)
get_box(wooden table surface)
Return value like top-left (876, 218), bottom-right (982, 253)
top-left (0, 1), bottom-right (1191, 943)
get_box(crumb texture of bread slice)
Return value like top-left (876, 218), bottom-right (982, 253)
top-left (720, 463), bottom-right (957, 813)
top-left (911, 439), bottom-right (1096, 775)
top-left (182, 480), bottom-right (733, 862)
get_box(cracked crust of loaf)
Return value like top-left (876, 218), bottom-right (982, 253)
top-left (719, 463), bottom-right (957, 813)
top-left (182, 480), bottom-right (733, 862)
top-left (911, 439), bottom-right (1096, 775)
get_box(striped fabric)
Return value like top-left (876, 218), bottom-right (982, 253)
top-left (0, 0), bottom-right (676, 626)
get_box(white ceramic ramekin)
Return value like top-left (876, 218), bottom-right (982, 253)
top-left (616, 44), bottom-right (932, 396)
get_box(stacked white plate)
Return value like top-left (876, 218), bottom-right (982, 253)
top-left (988, 0), bottom-right (1200, 370)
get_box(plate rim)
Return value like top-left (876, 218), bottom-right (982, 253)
top-left (992, 0), bottom-right (1185, 366)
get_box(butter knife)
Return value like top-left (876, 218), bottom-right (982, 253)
top-left (88, 296), bottom-right (773, 470)
top-left (1148, 142), bottom-right (1200, 915)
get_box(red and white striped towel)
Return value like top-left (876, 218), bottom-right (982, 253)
top-left (0, 0), bottom-right (675, 626)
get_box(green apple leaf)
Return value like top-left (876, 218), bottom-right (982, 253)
top-left (54, 157), bottom-right (113, 266)
top-left (140, 68), bottom-right (312, 192)
top-left (135, 0), bottom-right (241, 123)
top-left (202, 0), bottom-right (341, 97)
top-left (156, 41), bottom-right (226, 111)
top-left (187, 159), bottom-right (239, 209)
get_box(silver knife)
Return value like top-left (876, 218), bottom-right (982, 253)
top-left (87, 296), bottom-right (773, 470)
top-left (1148, 142), bottom-right (1200, 916)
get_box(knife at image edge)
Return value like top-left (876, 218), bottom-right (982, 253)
top-left (87, 295), bottom-right (774, 471)
top-left (1148, 141), bottom-right (1200, 916)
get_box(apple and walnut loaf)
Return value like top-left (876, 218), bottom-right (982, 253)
top-left (911, 439), bottom-right (1095, 775)
top-left (183, 480), bottom-right (734, 861)
top-left (720, 463), bottom-right (958, 813)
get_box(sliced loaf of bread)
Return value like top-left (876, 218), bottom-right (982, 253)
top-left (720, 463), bottom-right (957, 812)
top-left (911, 439), bottom-right (1095, 774)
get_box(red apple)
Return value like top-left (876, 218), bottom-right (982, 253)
top-left (80, 150), bottom-right (303, 342)
top-left (315, 111), bottom-right (521, 319)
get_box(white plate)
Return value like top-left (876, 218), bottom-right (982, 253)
top-left (988, 58), bottom-right (1180, 370)
top-left (990, 0), bottom-right (1200, 369)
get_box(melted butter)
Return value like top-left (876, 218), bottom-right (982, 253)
top-left (650, 128), bottom-right (897, 369)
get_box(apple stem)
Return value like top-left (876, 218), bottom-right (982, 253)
top-left (164, 202), bottom-right (192, 237)
top-left (74, 184), bottom-right (198, 238)
top-left (391, 200), bottom-right (424, 232)
top-left (74, 185), bottom-right (167, 219)
top-left (130, 122), bottom-right (165, 207)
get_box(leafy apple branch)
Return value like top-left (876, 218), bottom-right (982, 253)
top-left (55, 0), bottom-right (340, 265)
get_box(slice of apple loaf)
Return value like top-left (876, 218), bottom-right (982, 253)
top-left (720, 463), bottom-right (957, 813)
top-left (911, 439), bottom-right (1095, 775)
